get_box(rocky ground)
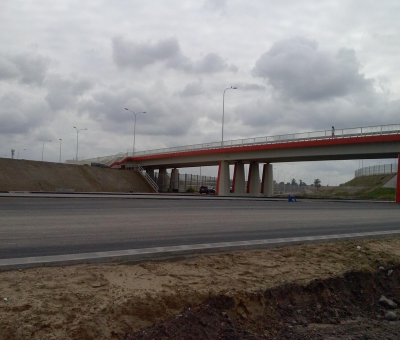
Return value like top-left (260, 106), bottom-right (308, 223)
top-left (1, 237), bottom-right (400, 339)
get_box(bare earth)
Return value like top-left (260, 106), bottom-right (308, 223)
top-left (1, 237), bottom-right (400, 339)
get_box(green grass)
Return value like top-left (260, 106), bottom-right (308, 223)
top-left (302, 173), bottom-right (397, 200)
top-left (343, 174), bottom-right (396, 187)
top-left (363, 187), bottom-right (396, 200)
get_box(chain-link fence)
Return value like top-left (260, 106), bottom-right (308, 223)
top-left (355, 163), bottom-right (397, 177)
top-left (153, 171), bottom-right (308, 194)
top-left (274, 183), bottom-right (306, 194)
top-left (154, 172), bottom-right (218, 192)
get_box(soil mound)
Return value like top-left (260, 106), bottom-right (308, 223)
top-left (1, 237), bottom-right (400, 339)
top-left (0, 158), bottom-right (154, 193)
top-left (127, 265), bottom-right (400, 339)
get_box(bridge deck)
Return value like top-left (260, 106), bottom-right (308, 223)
top-left (67, 123), bottom-right (400, 167)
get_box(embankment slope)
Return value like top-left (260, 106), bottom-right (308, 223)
top-left (0, 158), bottom-right (154, 193)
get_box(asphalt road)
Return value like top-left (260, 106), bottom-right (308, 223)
top-left (1, 197), bottom-right (400, 260)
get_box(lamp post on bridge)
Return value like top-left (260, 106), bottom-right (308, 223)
top-left (17, 149), bottom-right (26, 159)
top-left (125, 108), bottom-right (146, 155)
top-left (221, 86), bottom-right (237, 145)
top-left (73, 126), bottom-right (87, 161)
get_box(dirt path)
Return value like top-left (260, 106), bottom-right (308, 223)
top-left (1, 236), bottom-right (400, 339)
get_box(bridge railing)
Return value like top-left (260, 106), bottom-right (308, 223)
top-left (74, 123), bottom-right (400, 166)
top-left (132, 123), bottom-right (400, 157)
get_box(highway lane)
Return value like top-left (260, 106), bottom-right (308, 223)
top-left (0, 197), bottom-right (400, 259)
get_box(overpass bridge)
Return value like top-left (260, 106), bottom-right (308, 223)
top-left (77, 123), bottom-right (400, 200)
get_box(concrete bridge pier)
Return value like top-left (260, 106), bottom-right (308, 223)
top-left (157, 168), bottom-right (169, 192)
top-left (247, 162), bottom-right (260, 196)
top-left (146, 168), bottom-right (155, 181)
top-left (232, 162), bottom-right (246, 195)
top-left (170, 168), bottom-right (179, 192)
top-left (217, 161), bottom-right (230, 196)
top-left (261, 163), bottom-right (274, 197)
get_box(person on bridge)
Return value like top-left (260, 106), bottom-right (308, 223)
top-left (332, 126), bottom-right (335, 137)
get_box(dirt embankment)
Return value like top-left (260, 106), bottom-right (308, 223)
top-left (1, 237), bottom-right (400, 339)
top-left (0, 158), bottom-right (154, 193)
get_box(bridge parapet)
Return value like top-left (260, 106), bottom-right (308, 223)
top-left (130, 123), bottom-right (400, 158)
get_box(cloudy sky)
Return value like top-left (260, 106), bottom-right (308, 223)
top-left (1, 0), bottom-right (399, 185)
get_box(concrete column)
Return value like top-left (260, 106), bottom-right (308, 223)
top-left (396, 155), bottom-right (400, 203)
top-left (247, 162), bottom-right (260, 196)
top-left (146, 168), bottom-right (155, 181)
top-left (170, 168), bottom-right (179, 193)
top-left (157, 168), bottom-right (169, 193)
top-left (217, 161), bottom-right (230, 196)
top-left (232, 162), bottom-right (245, 195)
top-left (261, 164), bottom-right (274, 197)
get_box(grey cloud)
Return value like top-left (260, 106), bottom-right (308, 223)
top-left (236, 89), bottom-right (399, 138)
top-left (252, 37), bottom-right (373, 101)
top-left (45, 75), bottom-right (93, 111)
top-left (0, 57), bottom-right (19, 80)
top-left (179, 81), bottom-right (205, 97)
top-left (112, 36), bottom-right (237, 74)
top-left (112, 36), bottom-right (186, 69)
top-left (0, 90), bottom-right (51, 134)
top-left (189, 53), bottom-right (228, 74)
top-left (81, 87), bottom-right (194, 139)
top-left (13, 53), bottom-right (50, 85)
top-left (203, 0), bottom-right (227, 12)
top-left (237, 83), bottom-right (266, 91)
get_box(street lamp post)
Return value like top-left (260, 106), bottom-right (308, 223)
top-left (73, 126), bottom-right (87, 161)
top-left (59, 139), bottom-right (62, 163)
top-left (42, 141), bottom-right (52, 161)
top-left (17, 149), bottom-right (26, 159)
top-left (125, 108), bottom-right (146, 155)
top-left (221, 86), bottom-right (237, 145)
top-left (284, 172), bottom-right (289, 192)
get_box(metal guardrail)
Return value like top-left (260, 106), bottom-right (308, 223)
top-left (134, 165), bottom-right (159, 192)
top-left (73, 123), bottom-right (400, 167)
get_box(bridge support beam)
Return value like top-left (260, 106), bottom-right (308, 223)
top-left (170, 168), bottom-right (179, 193)
top-left (261, 163), bottom-right (274, 197)
top-left (232, 162), bottom-right (245, 195)
top-left (247, 162), bottom-right (260, 196)
top-left (396, 155), bottom-right (400, 203)
top-left (217, 161), bottom-right (230, 196)
top-left (157, 168), bottom-right (169, 193)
